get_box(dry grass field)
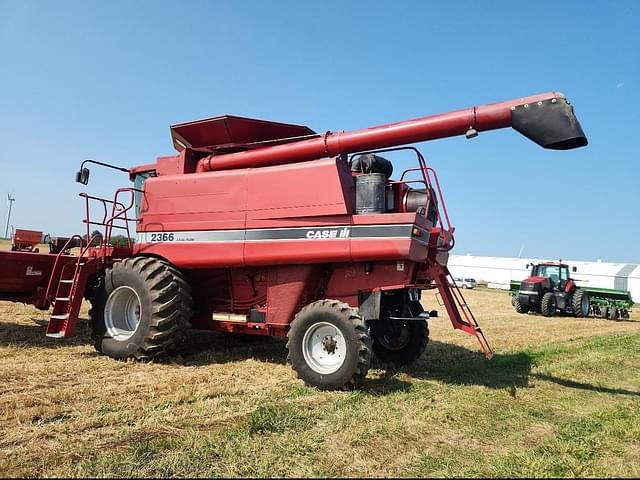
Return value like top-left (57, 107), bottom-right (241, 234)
top-left (1, 239), bottom-right (639, 477)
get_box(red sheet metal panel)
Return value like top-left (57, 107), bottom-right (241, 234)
top-left (170, 115), bottom-right (316, 152)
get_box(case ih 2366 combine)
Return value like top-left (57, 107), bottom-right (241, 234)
top-left (0, 92), bottom-right (587, 389)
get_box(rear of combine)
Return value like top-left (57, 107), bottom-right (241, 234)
top-left (0, 91), bottom-right (588, 390)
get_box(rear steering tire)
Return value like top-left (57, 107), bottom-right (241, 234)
top-left (371, 300), bottom-right (429, 365)
top-left (287, 299), bottom-right (371, 390)
top-left (540, 292), bottom-right (556, 317)
top-left (90, 257), bottom-right (193, 361)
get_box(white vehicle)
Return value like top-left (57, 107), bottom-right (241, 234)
top-left (451, 277), bottom-right (477, 289)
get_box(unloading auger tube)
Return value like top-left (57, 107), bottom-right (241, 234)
top-left (196, 91), bottom-right (587, 172)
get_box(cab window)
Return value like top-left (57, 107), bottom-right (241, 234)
top-left (133, 172), bottom-right (155, 217)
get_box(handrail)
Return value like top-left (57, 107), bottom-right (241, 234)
top-left (347, 147), bottom-right (452, 235)
top-left (80, 187), bottom-right (142, 254)
top-left (45, 233), bottom-right (102, 302)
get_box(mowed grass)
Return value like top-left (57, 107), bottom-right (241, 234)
top-left (1, 240), bottom-right (639, 477)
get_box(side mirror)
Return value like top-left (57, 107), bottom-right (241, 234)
top-left (75, 168), bottom-right (90, 185)
top-left (572, 266), bottom-right (577, 272)
top-left (525, 263), bottom-right (530, 269)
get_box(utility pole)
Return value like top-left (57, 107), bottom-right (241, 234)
top-left (4, 194), bottom-right (15, 239)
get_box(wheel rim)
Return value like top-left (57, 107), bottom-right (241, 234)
top-left (581, 294), bottom-right (589, 316)
top-left (377, 322), bottom-right (411, 351)
top-left (104, 286), bottom-right (142, 341)
top-left (302, 321), bottom-right (347, 374)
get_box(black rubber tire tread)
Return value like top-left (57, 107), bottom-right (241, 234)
top-left (571, 289), bottom-right (589, 318)
top-left (157, 259), bottom-right (194, 352)
top-left (608, 306), bottom-right (620, 321)
top-left (370, 300), bottom-right (428, 365)
top-left (540, 292), bottom-right (556, 317)
top-left (371, 319), bottom-right (429, 365)
top-left (514, 298), bottom-right (530, 314)
top-left (90, 257), bottom-right (193, 361)
top-left (287, 299), bottom-right (371, 391)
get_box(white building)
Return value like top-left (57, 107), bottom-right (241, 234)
top-left (448, 254), bottom-right (639, 302)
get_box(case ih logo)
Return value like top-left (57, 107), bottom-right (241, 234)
top-left (305, 227), bottom-right (351, 239)
top-left (25, 266), bottom-right (43, 276)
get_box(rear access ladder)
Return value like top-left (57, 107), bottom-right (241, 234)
top-left (429, 262), bottom-right (493, 359)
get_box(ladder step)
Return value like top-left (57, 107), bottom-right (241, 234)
top-left (56, 297), bottom-right (71, 302)
top-left (51, 314), bottom-right (69, 320)
top-left (60, 280), bottom-right (74, 284)
top-left (46, 332), bottom-right (65, 338)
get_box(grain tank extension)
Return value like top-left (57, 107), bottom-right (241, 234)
top-left (0, 92), bottom-right (587, 390)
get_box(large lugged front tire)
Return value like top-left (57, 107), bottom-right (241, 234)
top-left (571, 289), bottom-right (590, 318)
top-left (287, 299), bottom-right (371, 391)
top-left (371, 301), bottom-right (429, 365)
top-left (514, 297), bottom-right (530, 314)
top-left (90, 257), bottom-right (193, 361)
top-left (540, 292), bottom-right (556, 317)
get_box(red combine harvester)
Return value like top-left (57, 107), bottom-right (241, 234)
top-left (0, 92), bottom-right (587, 389)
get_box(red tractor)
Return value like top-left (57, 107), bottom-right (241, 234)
top-left (513, 262), bottom-right (590, 317)
top-left (0, 92), bottom-right (587, 390)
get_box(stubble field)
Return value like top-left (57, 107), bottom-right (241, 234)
top-left (0, 239), bottom-right (639, 477)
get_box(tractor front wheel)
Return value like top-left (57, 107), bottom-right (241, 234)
top-left (90, 257), bottom-right (193, 361)
top-left (287, 299), bottom-right (371, 390)
top-left (540, 292), bottom-right (557, 317)
top-left (514, 297), bottom-right (530, 314)
top-left (571, 289), bottom-right (590, 318)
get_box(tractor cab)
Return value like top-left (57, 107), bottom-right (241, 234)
top-left (529, 263), bottom-right (573, 290)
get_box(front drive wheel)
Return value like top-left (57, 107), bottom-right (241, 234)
top-left (90, 257), bottom-right (193, 360)
top-left (287, 299), bottom-right (371, 390)
top-left (514, 297), bottom-right (530, 314)
top-left (540, 292), bottom-right (556, 317)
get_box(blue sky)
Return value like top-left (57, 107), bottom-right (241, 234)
top-left (0, 0), bottom-right (638, 262)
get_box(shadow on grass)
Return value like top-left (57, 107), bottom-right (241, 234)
top-left (0, 318), bottom-right (92, 348)
top-left (368, 340), bottom-right (640, 397)
top-left (4, 320), bottom-right (639, 398)
top-left (178, 330), bottom-right (288, 366)
top-left (531, 372), bottom-right (640, 397)
top-left (367, 341), bottom-right (533, 393)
